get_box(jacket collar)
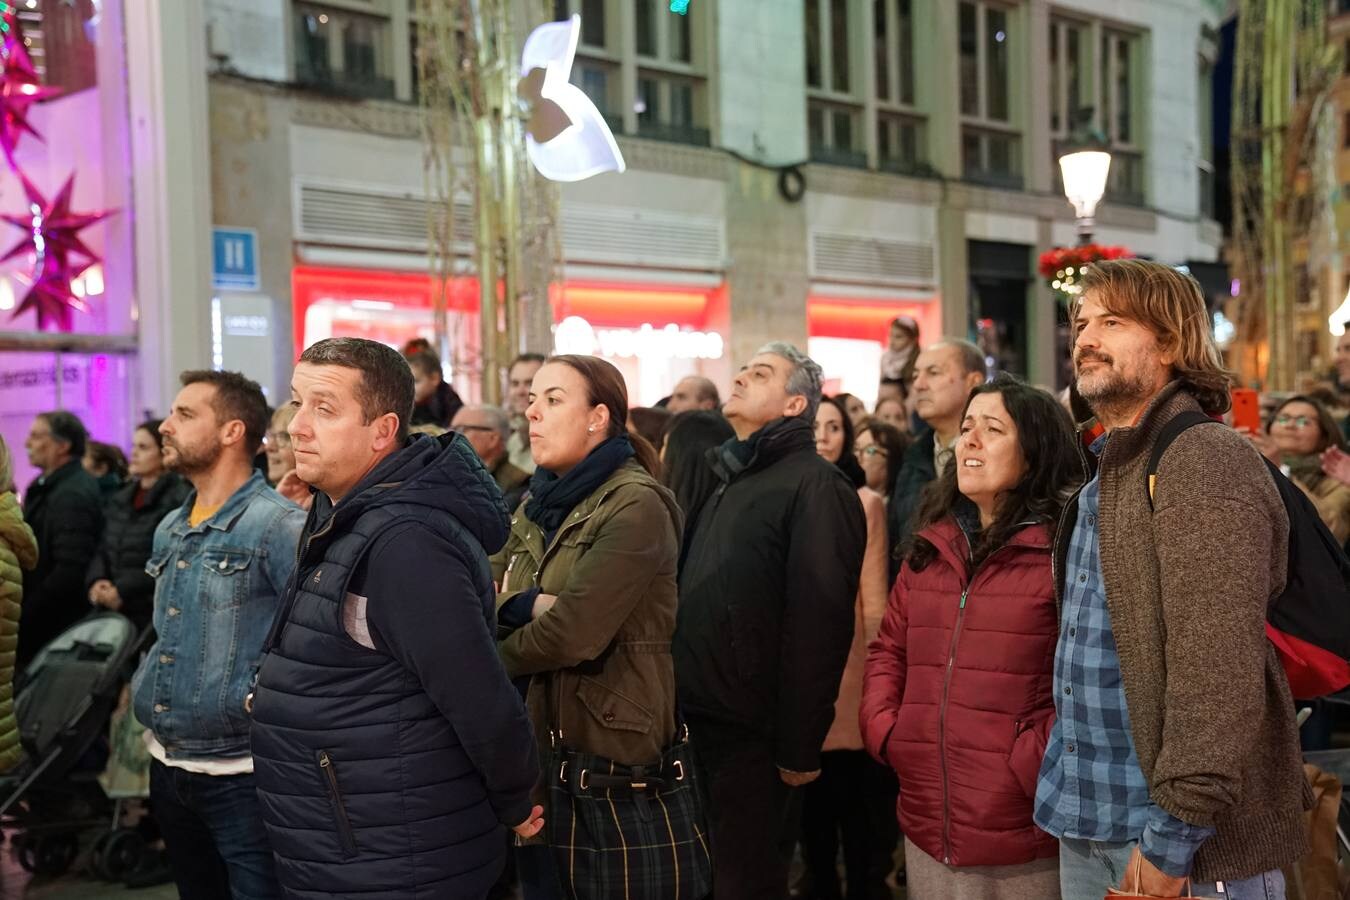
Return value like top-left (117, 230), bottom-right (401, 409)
top-left (508, 460), bottom-right (674, 553)
top-left (709, 417), bottom-right (814, 485)
top-left (904, 425), bottom-right (938, 478)
top-left (1091, 381), bottom-right (1205, 468)
top-left (28, 458), bottom-right (83, 493)
top-left (176, 470), bottom-right (269, 534)
top-left (917, 513), bottom-right (1051, 578)
top-left (116, 472), bottom-right (183, 508)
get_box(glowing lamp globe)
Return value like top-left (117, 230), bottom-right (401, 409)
top-left (1058, 150), bottom-right (1112, 220)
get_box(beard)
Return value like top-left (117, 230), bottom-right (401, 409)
top-left (163, 436), bottom-right (224, 475)
top-left (1074, 351), bottom-right (1154, 416)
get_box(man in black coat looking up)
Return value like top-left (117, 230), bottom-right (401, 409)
top-left (20, 410), bottom-right (103, 670)
top-left (673, 341), bottom-right (866, 900)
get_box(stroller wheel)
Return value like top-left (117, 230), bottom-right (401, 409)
top-left (19, 833), bottom-right (78, 877)
top-left (89, 830), bottom-right (116, 880)
top-left (96, 828), bottom-right (145, 881)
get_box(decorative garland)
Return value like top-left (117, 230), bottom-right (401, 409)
top-left (0, 3), bottom-right (112, 331)
top-left (1037, 243), bottom-right (1133, 300)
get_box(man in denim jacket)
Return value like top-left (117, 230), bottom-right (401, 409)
top-left (132, 370), bottom-right (304, 899)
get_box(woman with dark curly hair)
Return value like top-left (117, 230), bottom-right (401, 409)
top-left (861, 376), bottom-right (1081, 899)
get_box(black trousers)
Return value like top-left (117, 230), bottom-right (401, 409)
top-left (689, 724), bottom-right (803, 900)
top-left (800, 750), bottom-right (899, 900)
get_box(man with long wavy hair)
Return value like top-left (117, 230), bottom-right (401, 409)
top-left (1034, 259), bottom-right (1308, 899)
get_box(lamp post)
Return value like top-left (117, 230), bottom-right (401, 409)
top-left (1057, 124), bottom-right (1112, 246)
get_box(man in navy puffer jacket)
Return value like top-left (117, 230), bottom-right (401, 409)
top-left (250, 338), bottom-right (542, 900)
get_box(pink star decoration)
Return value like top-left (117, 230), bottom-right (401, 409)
top-left (0, 4), bottom-right (61, 166)
top-left (2, 172), bottom-right (113, 330)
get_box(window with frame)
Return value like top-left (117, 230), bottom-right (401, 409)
top-left (294, 3), bottom-right (395, 100)
top-left (1048, 19), bottom-right (1145, 206)
top-left (874, 0), bottom-right (925, 174)
top-left (959, 0), bottom-right (1020, 189)
top-left (554, 0), bottom-right (709, 146)
top-left (634, 0), bottom-right (708, 145)
top-left (805, 0), bottom-right (865, 167)
top-left (1198, 56), bottom-right (1214, 218)
top-left (1100, 29), bottom-right (1143, 205)
top-left (408, 5), bottom-right (470, 103)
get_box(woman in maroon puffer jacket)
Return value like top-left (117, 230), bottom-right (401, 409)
top-left (861, 376), bottom-right (1081, 899)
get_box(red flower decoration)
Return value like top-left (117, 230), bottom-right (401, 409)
top-left (1038, 243), bottom-right (1134, 295)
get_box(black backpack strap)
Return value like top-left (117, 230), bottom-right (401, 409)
top-left (1145, 410), bottom-right (1216, 511)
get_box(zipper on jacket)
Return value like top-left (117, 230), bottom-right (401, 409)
top-left (533, 487), bottom-right (617, 574)
top-left (937, 587), bottom-right (969, 864)
top-left (262, 513), bottom-right (338, 654)
top-left (934, 530), bottom-right (1040, 865)
top-left (317, 750), bottom-right (358, 858)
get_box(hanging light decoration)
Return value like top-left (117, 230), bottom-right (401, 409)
top-left (1, 172), bottom-right (114, 330)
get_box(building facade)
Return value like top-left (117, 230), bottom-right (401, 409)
top-left (0, 0), bottom-right (1223, 478)
top-left (200, 0), bottom-right (1225, 407)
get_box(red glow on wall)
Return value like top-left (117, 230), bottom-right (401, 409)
top-left (807, 295), bottom-right (941, 344)
top-left (551, 281), bottom-right (718, 329)
top-left (291, 266), bottom-right (480, 358)
top-left (291, 266), bottom-right (728, 358)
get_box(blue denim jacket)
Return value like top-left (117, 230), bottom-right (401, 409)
top-left (131, 471), bottom-right (305, 761)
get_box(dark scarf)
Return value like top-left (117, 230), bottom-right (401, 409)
top-left (710, 416), bottom-right (804, 483)
top-left (525, 435), bottom-right (635, 533)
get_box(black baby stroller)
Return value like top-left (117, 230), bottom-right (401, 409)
top-left (0, 611), bottom-right (153, 878)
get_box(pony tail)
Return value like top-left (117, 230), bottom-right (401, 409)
top-left (628, 431), bottom-right (661, 478)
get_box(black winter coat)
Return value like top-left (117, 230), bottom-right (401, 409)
top-left (251, 433), bottom-right (537, 899)
top-left (85, 474), bottom-right (190, 631)
top-left (20, 460), bottom-right (103, 669)
top-left (673, 417), bottom-right (866, 773)
top-left (887, 424), bottom-right (938, 575)
top-left (410, 380), bottom-right (464, 430)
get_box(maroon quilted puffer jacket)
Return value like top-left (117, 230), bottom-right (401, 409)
top-left (860, 516), bottom-right (1058, 868)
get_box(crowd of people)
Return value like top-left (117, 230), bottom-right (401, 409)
top-left (0, 257), bottom-right (1336, 900)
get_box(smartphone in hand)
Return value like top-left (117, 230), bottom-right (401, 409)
top-left (1231, 387), bottom-right (1261, 434)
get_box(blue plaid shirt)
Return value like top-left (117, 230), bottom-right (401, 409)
top-left (1034, 437), bottom-right (1215, 878)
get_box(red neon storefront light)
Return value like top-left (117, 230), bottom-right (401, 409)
top-left (291, 266), bottom-right (481, 358)
top-left (293, 266), bottom-right (725, 357)
top-left (807, 295), bottom-right (941, 343)
top-left (551, 282), bottom-right (715, 329)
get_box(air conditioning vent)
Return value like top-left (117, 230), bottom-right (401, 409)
top-left (810, 231), bottom-right (935, 286)
top-left (561, 205), bottom-right (725, 270)
top-left (296, 183), bottom-right (473, 251)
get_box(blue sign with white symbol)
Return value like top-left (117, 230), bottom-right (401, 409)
top-left (212, 227), bottom-right (260, 291)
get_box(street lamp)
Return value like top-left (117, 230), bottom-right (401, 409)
top-left (1058, 118), bottom-right (1112, 246)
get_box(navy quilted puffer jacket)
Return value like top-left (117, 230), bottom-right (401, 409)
top-left (250, 433), bottom-right (537, 899)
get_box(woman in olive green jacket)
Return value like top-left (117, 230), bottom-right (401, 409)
top-left (0, 435), bottom-right (38, 774)
top-left (493, 355), bottom-right (682, 900)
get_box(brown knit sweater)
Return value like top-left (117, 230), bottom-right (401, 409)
top-left (1057, 382), bottom-right (1311, 882)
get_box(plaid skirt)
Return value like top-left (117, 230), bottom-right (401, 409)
top-left (546, 738), bottom-right (713, 900)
